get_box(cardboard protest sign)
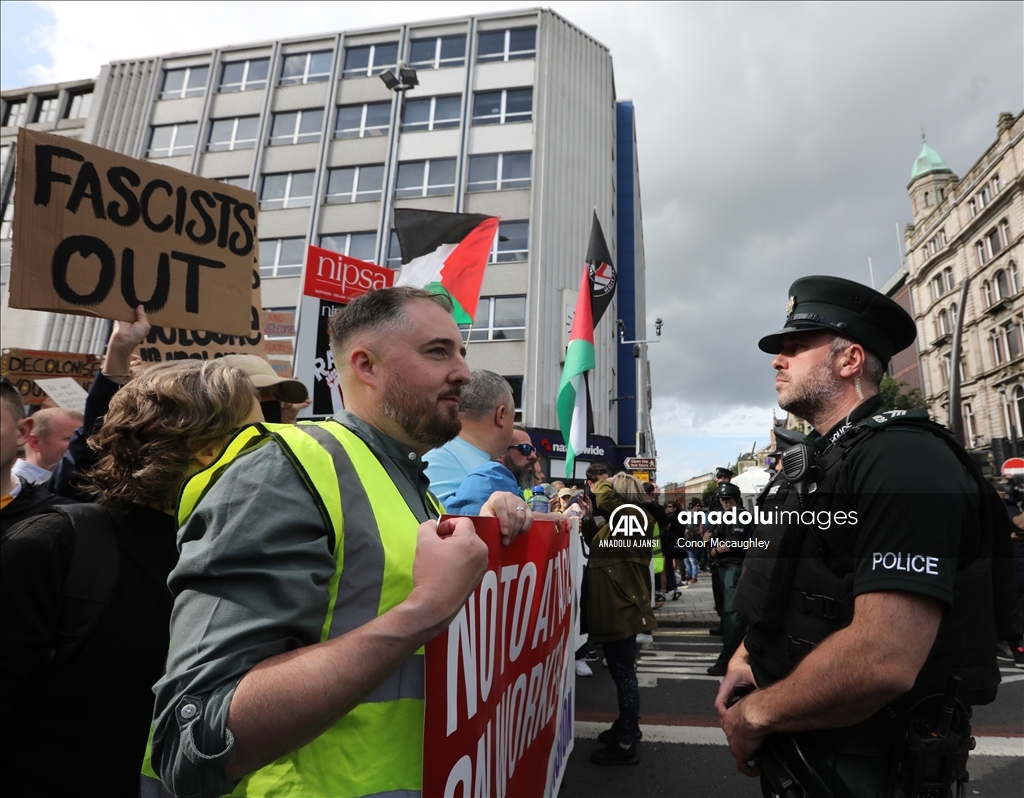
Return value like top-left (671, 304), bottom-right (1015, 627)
top-left (264, 310), bottom-right (295, 337)
top-left (10, 128), bottom-right (256, 335)
top-left (423, 517), bottom-right (576, 798)
top-left (1, 348), bottom-right (101, 405)
top-left (33, 377), bottom-right (89, 413)
top-left (137, 264), bottom-right (268, 364)
top-left (303, 245), bottom-right (394, 304)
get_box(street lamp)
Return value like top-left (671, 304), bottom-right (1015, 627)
top-left (617, 318), bottom-right (663, 457)
top-left (379, 64), bottom-right (419, 92)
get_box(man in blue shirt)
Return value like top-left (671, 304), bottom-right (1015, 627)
top-left (424, 370), bottom-right (515, 505)
top-left (447, 427), bottom-right (537, 515)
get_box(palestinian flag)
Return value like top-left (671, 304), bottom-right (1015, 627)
top-left (558, 213), bottom-right (617, 477)
top-left (393, 208), bottom-right (499, 324)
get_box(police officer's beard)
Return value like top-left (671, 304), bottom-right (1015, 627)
top-left (380, 375), bottom-right (462, 449)
top-left (777, 358), bottom-right (844, 424)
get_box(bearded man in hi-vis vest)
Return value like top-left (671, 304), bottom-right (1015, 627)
top-left (150, 287), bottom-right (535, 798)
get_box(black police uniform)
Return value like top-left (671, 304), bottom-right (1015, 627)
top-left (707, 491), bottom-right (752, 675)
top-left (734, 275), bottom-right (1021, 798)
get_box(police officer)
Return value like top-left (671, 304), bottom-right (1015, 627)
top-left (706, 482), bottom-right (752, 676)
top-left (707, 466), bottom-right (734, 633)
top-left (715, 275), bottom-right (1021, 797)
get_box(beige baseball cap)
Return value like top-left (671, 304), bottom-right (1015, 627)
top-left (218, 354), bottom-right (308, 404)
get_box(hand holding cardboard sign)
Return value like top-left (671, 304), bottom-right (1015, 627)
top-left (103, 305), bottom-right (150, 381)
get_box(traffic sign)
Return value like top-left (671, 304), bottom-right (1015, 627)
top-left (1002, 457), bottom-right (1024, 477)
top-left (632, 471), bottom-right (651, 483)
top-left (624, 457), bottom-right (657, 470)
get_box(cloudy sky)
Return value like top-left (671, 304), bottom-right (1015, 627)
top-left (3, 1), bottom-right (1021, 482)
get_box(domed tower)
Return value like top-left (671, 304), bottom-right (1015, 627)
top-left (907, 133), bottom-right (956, 224)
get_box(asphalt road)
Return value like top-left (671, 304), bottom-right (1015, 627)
top-left (559, 629), bottom-right (1024, 798)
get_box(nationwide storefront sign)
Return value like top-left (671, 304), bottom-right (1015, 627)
top-left (529, 429), bottom-right (614, 462)
top-left (423, 517), bottom-right (575, 798)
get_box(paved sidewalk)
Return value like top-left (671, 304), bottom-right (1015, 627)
top-left (652, 570), bottom-right (719, 628)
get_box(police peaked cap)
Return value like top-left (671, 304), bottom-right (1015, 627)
top-left (758, 275), bottom-right (917, 363)
top-left (718, 483), bottom-right (742, 500)
top-left (715, 467), bottom-right (733, 480)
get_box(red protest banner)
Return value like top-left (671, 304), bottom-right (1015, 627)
top-left (424, 517), bottom-right (575, 798)
top-left (302, 245), bottom-right (394, 304)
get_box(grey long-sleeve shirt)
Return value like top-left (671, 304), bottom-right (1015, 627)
top-left (150, 412), bottom-right (435, 798)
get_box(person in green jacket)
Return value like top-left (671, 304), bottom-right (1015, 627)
top-left (583, 473), bottom-right (657, 766)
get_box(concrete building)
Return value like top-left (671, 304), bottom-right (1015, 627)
top-left (903, 111), bottom-right (1023, 465)
top-left (0, 8), bottom-right (652, 476)
top-left (0, 78), bottom-right (102, 351)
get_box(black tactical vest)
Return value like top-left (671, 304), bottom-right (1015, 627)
top-left (733, 409), bottom-right (1021, 708)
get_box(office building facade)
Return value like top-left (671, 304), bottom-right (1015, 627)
top-left (0, 8), bottom-right (652, 476)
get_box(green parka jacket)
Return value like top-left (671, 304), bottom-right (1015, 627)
top-left (583, 480), bottom-right (658, 643)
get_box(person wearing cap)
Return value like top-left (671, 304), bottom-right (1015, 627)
top-left (218, 354), bottom-right (310, 424)
top-left (705, 482), bottom-right (750, 677)
top-left (706, 468), bottom-right (733, 632)
top-left (715, 276), bottom-right (1021, 796)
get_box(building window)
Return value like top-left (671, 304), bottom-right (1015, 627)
top-left (995, 269), bottom-right (1010, 301)
top-left (395, 158), bottom-right (456, 198)
top-left (491, 220), bottom-right (529, 262)
top-left (1004, 319), bottom-right (1023, 361)
top-left (409, 36), bottom-right (466, 69)
top-left (3, 100), bottom-right (28, 128)
top-left (938, 229), bottom-right (946, 247)
top-left (386, 230), bottom-right (403, 268)
top-left (503, 376), bottom-right (524, 422)
top-left (0, 202), bottom-right (13, 240)
top-left (335, 102), bottom-right (391, 139)
top-left (962, 403), bottom-right (976, 447)
top-left (461, 296), bottom-right (527, 341)
top-left (161, 66), bottom-right (209, 99)
top-left (147, 123), bottom-right (198, 158)
top-left (968, 198), bottom-right (977, 217)
top-left (936, 309), bottom-right (950, 337)
top-left (477, 27), bottom-right (537, 62)
top-left (207, 116), bottom-right (259, 151)
top-left (0, 145), bottom-right (10, 174)
top-left (219, 58), bottom-right (270, 92)
top-left (280, 51), bottom-right (332, 85)
top-left (260, 171), bottom-right (315, 209)
top-left (1014, 385), bottom-right (1024, 436)
top-left (992, 331), bottom-right (1005, 365)
top-left (923, 191), bottom-right (931, 208)
top-left (342, 43), bottom-right (398, 78)
top-left (35, 96), bottom-right (60, 124)
top-left (985, 227), bottom-right (1003, 261)
top-left (467, 152), bottom-right (531, 192)
top-left (269, 109), bottom-right (324, 146)
top-left (65, 90), bottom-right (92, 119)
top-left (976, 241), bottom-right (986, 267)
top-left (324, 164), bottom-right (384, 204)
top-left (259, 237), bottom-right (305, 278)
top-left (401, 95), bottom-right (461, 132)
top-left (319, 232), bottom-right (376, 261)
top-left (1009, 262), bottom-right (1020, 294)
top-left (217, 176), bottom-right (250, 188)
top-left (472, 89), bottom-right (532, 125)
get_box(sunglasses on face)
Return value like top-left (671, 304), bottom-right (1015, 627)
top-left (507, 443), bottom-right (536, 456)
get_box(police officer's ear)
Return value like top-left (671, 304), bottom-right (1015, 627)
top-left (834, 341), bottom-right (868, 379)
